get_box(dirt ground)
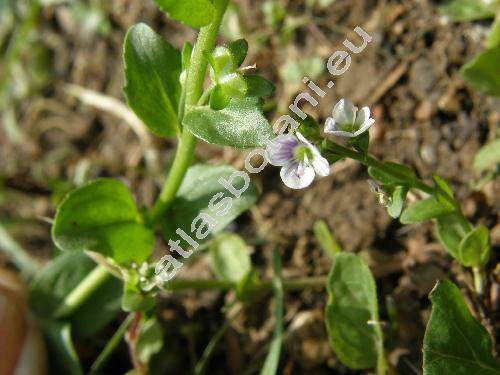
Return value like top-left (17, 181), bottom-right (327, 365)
top-left (1, 0), bottom-right (499, 374)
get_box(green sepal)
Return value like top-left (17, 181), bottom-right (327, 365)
top-left (228, 38), bottom-right (248, 67)
top-left (210, 84), bottom-right (231, 110)
top-left (244, 75), bottom-right (275, 97)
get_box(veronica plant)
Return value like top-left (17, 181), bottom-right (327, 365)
top-left (15, 0), bottom-right (494, 373)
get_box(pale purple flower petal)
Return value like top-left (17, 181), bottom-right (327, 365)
top-left (280, 161), bottom-right (315, 189)
top-left (354, 106), bottom-right (370, 127)
top-left (265, 134), bottom-right (299, 166)
top-left (353, 117), bottom-right (375, 137)
top-left (331, 98), bottom-right (356, 125)
top-left (326, 100), bottom-right (375, 138)
top-left (312, 154), bottom-right (330, 177)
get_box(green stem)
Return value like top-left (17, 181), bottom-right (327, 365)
top-left (473, 266), bottom-right (486, 296)
top-left (148, 0), bottom-right (229, 225)
top-left (325, 141), bottom-right (470, 230)
top-left (0, 223), bottom-right (39, 279)
top-left (90, 313), bottom-right (135, 374)
top-left (163, 276), bottom-right (327, 292)
top-left (54, 265), bottom-right (111, 319)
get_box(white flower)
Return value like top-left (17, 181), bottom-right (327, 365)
top-left (324, 99), bottom-right (375, 138)
top-left (265, 132), bottom-right (330, 189)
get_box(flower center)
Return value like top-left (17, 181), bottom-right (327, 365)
top-left (339, 122), bottom-right (359, 133)
top-left (293, 145), bottom-right (313, 163)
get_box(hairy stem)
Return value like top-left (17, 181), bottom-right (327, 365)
top-left (149, 0), bottom-right (229, 225)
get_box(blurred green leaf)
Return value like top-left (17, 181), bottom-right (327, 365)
top-left (474, 139), bottom-right (500, 172)
top-left (245, 75), bottom-right (275, 98)
top-left (135, 317), bottom-right (163, 364)
top-left (423, 280), bottom-right (500, 374)
top-left (461, 46), bottom-right (500, 97)
top-left (124, 23), bottom-right (182, 137)
top-left (489, 18), bottom-right (500, 48)
top-left (459, 225), bottom-right (490, 267)
top-left (153, 0), bottom-right (215, 27)
top-left (52, 179), bottom-right (154, 264)
top-left (313, 220), bottom-right (341, 259)
top-left (183, 97), bottom-right (273, 148)
top-left (209, 233), bottom-right (252, 283)
top-left (387, 186), bottom-right (408, 219)
top-left (30, 253), bottom-right (121, 337)
top-left (440, 0), bottom-right (496, 21)
top-left (400, 198), bottom-right (454, 224)
top-left (161, 164), bottom-right (257, 245)
top-left (260, 249), bottom-right (284, 375)
top-left (368, 162), bottom-right (416, 185)
top-left (43, 322), bottom-right (83, 375)
top-left (325, 253), bottom-right (384, 370)
top-left (435, 213), bottom-right (472, 260)
top-left (262, 0), bottom-right (286, 27)
top-left (280, 55), bottom-right (324, 83)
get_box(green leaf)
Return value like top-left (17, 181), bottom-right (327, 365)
top-left (152, 0), bottom-right (215, 28)
top-left (488, 19), bottom-right (500, 48)
top-left (161, 164), bottom-right (258, 245)
top-left (72, 274), bottom-right (122, 338)
top-left (260, 249), bottom-right (284, 375)
top-left (400, 198), bottom-right (454, 224)
top-left (352, 132), bottom-right (370, 156)
top-left (124, 23), bottom-right (182, 137)
top-left (432, 175), bottom-right (456, 209)
top-left (43, 322), bottom-right (83, 375)
top-left (423, 280), bottom-right (500, 374)
top-left (245, 75), bottom-right (275, 98)
top-left (52, 179), bottom-right (154, 264)
top-left (210, 84), bottom-right (231, 110)
top-left (135, 317), bottom-right (163, 365)
top-left (435, 213), bottom-right (473, 260)
top-left (228, 38), bottom-right (248, 67)
top-left (433, 175), bottom-right (454, 198)
top-left (219, 72), bottom-right (247, 98)
top-left (30, 253), bottom-right (121, 338)
top-left (313, 220), bottom-right (341, 260)
top-left (209, 233), bottom-right (252, 283)
top-left (459, 225), bottom-right (490, 267)
top-left (387, 186), bottom-right (408, 219)
top-left (461, 47), bottom-right (500, 97)
top-left (368, 161), bottom-right (416, 185)
top-left (183, 97), bottom-right (274, 148)
top-left (325, 253), bottom-right (383, 370)
top-left (440, 0), bottom-right (495, 21)
top-left (474, 139), bottom-right (500, 172)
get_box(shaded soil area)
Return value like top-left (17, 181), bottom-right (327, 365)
top-left (0, 0), bottom-right (499, 374)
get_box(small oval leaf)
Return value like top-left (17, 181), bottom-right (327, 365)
top-left (52, 179), bottom-right (154, 264)
top-left (124, 23), bottom-right (182, 137)
top-left (183, 97), bottom-right (274, 148)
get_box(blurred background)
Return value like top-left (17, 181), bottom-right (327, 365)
top-left (0, 0), bottom-right (498, 373)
